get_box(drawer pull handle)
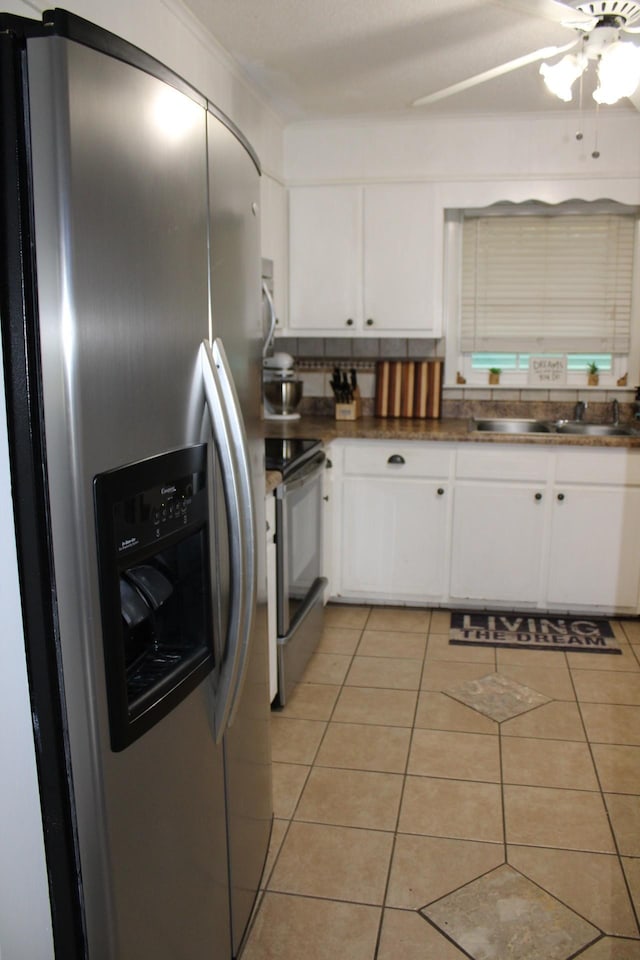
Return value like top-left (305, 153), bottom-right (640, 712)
top-left (557, 493), bottom-right (565, 502)
top-left (535, 492), bottom-right (542, 501)
top-left (387, 454), bottom-right (405, 465)
top-left (437, 488), bottom-right (445, 496)
top-left (366, 318), bottom-right (374, 326)
top-left (346, 318), bottom-right (354, 326)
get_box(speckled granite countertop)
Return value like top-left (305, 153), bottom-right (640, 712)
top-left (262, 416), bottom-right (640, 448)
top-left (265, 470), bottom-right (282, 494)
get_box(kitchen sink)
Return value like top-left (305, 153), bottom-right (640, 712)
top-left (472, 418), bottom-right (553, 434)
top-left (471, 417), bottom-right (635, 437)
top-left (554, 422), bottom-right (634, 437)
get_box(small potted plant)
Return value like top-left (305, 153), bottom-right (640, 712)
top-left (488, 367), bottom-right (501, 385)
top-left (587, 361), bottom-right (599, 386)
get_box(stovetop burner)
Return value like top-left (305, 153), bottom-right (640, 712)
top-left (265, 437), bottom-right (323, 478)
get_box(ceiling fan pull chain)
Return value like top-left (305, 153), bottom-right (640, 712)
top-left (592, 101), bottom-right (601, 159)
top-left (576, 64), bottom-right (585, 142)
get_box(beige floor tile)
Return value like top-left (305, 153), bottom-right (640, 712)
top-left (277, 682), bottom-right (340, 720)
top-left (421, 660), bottom-right (496, 692)
top-left (315, 721), bottom-right (411, 773)
top-left (508, 845), bottom-right (639, 938)
top-left (592, 744), bottom-right (640, 794)
top-left (578, 938), bottom-right (640, 959)
top-left (346, 655), bottom-right (423, 690)
top-left (357, 629), bottom-right (427, 660)
top-left (427, 633), bottom-right (496, 664)
top-left (504, 784), bottom-right (616, 852)
top-left (295, 766), bottom-right (403, 830)
top-left (573, 670), bottom-right (640, 705)
top-left (324, 604), bottom-right (370, 630)
top-left (270, 716), bottom-right (326, 764)
top-left (496, 647), bottom-right (569, 669)
top-left (272, 762), bottom-right (310, 819)
top-left (377, 908), bottom-right (468, 960)
top-left (501, 700), bottom-right (586, 741)
top-left (567, 644), bottom-right (640, 673)
top-left (386, 834), bottom-right (504, 909)
top-left (430, 609), bottom-right (451, 633)
top-left (414, 690), bottom-right (498, 735)
top-left (606, 793), bottom-right (640, 856)
top-left (622, 857), bottom-right (640, 917)
top-left (367, 606), bottom-right (431, 633)
top-left (332, 686), bottom-right (417, 727)
top-left (261, 818), bottom-right (288, 888)
top-left (269, 820), bottom-right (393, 904)
top-left (301, 652), bottom-right (352, 685)
top-left (581, 703), bottom-right (640, 745)
top-left (621, 620), bottom-right (640, 644)
top-left (500, 662), bottom-right (576, 700)
top-left (398, 775), bottom-right (503, 842)
top-left (315, 626), bottom-right (362, 656)
top-left (243, 892), bottom-right (380, 960)
top-left (502, 736), bottom-right (599, 790)
top-left (407, 729), bottom-right (501, 782)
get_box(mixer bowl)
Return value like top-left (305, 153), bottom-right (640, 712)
top-left (264, 379), bottom-right (303, 415)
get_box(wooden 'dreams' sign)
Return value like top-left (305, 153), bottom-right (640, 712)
top-left (375, 360), bottom-right (443, 419)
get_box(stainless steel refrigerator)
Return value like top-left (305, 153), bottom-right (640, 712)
top-left (0, 10), bottom-right (272, 959)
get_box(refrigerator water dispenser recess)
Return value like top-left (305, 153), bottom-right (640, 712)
top-left (94, 445), bottom-right (214, 751)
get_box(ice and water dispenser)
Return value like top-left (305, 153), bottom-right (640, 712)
top-left (94, 445), bottom-right (214, 751)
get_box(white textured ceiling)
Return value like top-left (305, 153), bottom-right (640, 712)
top-left (183, 0), bottom-right (636, 119)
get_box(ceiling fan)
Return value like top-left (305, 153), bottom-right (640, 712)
top-left (412, 0), bottom-right (640, 107)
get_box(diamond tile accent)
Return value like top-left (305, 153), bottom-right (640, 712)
top-left (445, 672), bottom-right (551, 723)
top-left (421, 864), bottom-right (599, 960)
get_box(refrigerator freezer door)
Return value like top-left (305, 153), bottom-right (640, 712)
top-left (207, 110), bottom-right (273, 957)
top-left (26, 36), bottom-right (231, 958)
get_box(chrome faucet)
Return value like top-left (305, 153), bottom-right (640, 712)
top-left (612, 399), bottom-right (620, 425)
top-left (574, 400), bottom-right (587, 422)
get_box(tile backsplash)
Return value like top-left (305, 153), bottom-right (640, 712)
top-left (273, 336), bottom-right (638, 421)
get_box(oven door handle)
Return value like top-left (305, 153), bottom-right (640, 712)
top-left (277, 452), bottom-right (326, 496)
top-left (200, 339), bottom-right (256, 740)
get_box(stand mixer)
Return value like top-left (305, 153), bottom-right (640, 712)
top-left (262, 278), bottom-right (303, 420)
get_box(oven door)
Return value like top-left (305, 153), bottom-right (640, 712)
top-left (276, 450), bottom-right (326, 637)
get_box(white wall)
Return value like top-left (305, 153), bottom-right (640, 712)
top-left (284, 110), bottom-right (640, 188)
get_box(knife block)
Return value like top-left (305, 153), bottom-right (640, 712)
top-left (335, 389), bottom-right (361, 421)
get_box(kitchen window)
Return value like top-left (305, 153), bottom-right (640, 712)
top-left (446, 201), bottom-right (640, 387)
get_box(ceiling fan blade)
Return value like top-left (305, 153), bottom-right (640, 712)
top-left (411, 41), bottom-right (579, 107)
top-left (491, 0), bottom-right (595, 25)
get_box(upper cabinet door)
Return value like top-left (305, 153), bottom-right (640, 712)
top-left (288, 182), bottom-right (441, 337)
top-left (363, 183), bottom-right (438, 335)
top-left (289, 185), bottom-right (362, 331)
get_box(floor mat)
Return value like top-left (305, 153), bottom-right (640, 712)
top-left (449, 612), bottom-right (621, 654)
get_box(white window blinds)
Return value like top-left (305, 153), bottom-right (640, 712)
top-left (461, 212), bottom-right (636, 353)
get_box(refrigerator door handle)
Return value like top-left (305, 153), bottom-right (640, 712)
top-left (200, 339), bottom-right (256, 735)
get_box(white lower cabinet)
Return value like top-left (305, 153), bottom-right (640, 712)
top-left (332, 441), bottom-right (452, 603)
top-left (330, 439), bottom-right (640, 614)
top-left (450, 483), bottom-right (545, 604)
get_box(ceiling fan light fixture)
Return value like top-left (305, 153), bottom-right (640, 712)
top-left (540, 52), bottom-right (587, 101)
top-left (593, 39), bottom-right (640, 102)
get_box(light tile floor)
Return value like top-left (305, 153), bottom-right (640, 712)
top-left (243, 606), bottom-right (640, 960)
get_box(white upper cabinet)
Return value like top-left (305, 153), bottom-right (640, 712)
top-left (288, 183), bottom-right (441, 337)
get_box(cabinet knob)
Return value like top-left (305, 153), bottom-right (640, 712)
top-left (557, 492), bottom-right (565, 501)
top-left (387, 454), bottom-right (405, 465)
top-left (535, 492), bottom-right (542, 501)
top-left (346, 318), bottom-right (354, 326)
top-left (366, 318), bottom-right (374, 326)
top-left (437, 488), bottom-right (445, 496)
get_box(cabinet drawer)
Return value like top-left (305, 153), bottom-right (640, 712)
top-left (456, 444), bottom-right (550, 482)
top-left (343, 442), bottom-right (453, 478)
top-left (555, 448), bottom-right (640, 485)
